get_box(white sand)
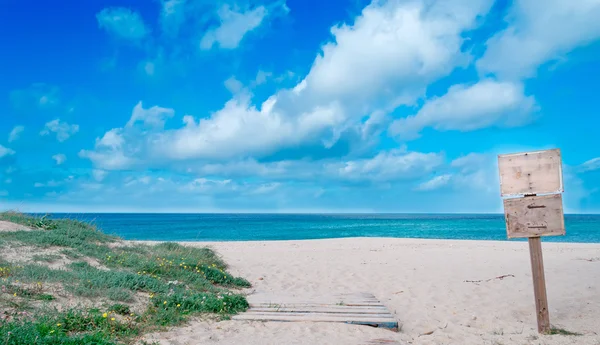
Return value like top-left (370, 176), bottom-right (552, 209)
top-left (144, 238), bottom-right (600, 345)
top-left (0, 220), bottom-right (30, 232)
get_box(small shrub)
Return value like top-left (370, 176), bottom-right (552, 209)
top-left (108, 303), bottom-right (131, 315)
top-left (36, 294), bottom-right (55, 301)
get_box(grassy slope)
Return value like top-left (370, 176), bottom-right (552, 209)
top-left (0, 212), bottom-right (250, 345)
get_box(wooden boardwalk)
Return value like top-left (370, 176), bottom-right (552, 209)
top-left (233, 292), bottom-right (398, 331)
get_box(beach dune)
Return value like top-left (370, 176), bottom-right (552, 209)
top-left (144, 238), bottom-right (600, 345)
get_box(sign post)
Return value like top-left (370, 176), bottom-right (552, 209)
top-left (498, 149), bottom-right (565, 334)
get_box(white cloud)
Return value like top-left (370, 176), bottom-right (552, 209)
top-left (182, 178), bottom-right (234, 193)
top-left (390, 80), bottom-right (537, 140)
top-left (477, 0), bottom-right (600, 79)
top-left (10, 83), bottom-right (59, 110)
top-left (52, 154), bottom-right (67, 165)
top-left (8, 126), bottom-right (24, 143)
top-left (451, 153), bottom-right (488, 173)
top-left (0, 145), bottom-right (15, 158)
top-left (92, 169), bottom-right (108, 182)
top-left (224, 76), bottom-right (244, 94)
top-left (449, 153), bottom-right (499, 193)
top-left (200, 2), bottom-right (288, 50)
top-left (79, 150), bottom-right (134, 171)
top-left (97, 7), bottom-right (149, 41)
top-left (292, 0), bottom-right (493, 115)
top-left (579, 157), bottom-right (600, 172)
top-left (126, 101), bottom-right (175, 128)
top-left (326, 150), bottom-right (444, 182)
top-left (416, 174), bottom-right (452, 191)
top-left (249, 182), bottom-right (281, 195)
top-left (96, 129), bottom-right (125, 149)
top-left (40, 119), bottom-right (79, 142)
top-left (160, 0), bottom-right (187, 37)
top-left (253, 70), bottom-right (272, 86)
top-left (82, 0), bottom-right (494, 168)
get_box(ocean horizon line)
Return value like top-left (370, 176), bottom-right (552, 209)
top-left (24, 211), bottom-right (600, 216)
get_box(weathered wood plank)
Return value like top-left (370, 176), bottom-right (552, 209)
top-left (248, 307), bottom-right (388, 314)
top-left (529, 237), bottom-right (550, 333)
top-left (498, 149), bottom-right (563, 196)
top-left (235, 292), bottom-right (398, 330)
top-left (504, 194), bottom-right (565, 238)
top-left (232, 313), bottom-right (398, 329)
top-left (243, 311), bottom-right (394, 319)
top-left (250, 302), bottom-right (384, 308)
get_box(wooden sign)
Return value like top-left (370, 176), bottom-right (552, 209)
top-left (498, 149), bottom-right (563, 196)
top-left (498, 148), bottom-right (566, 334)
top-left (504, 194), bottom-right (565, 238)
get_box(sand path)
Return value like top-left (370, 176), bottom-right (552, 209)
top-left (144, 238), bottom-right (600, 344)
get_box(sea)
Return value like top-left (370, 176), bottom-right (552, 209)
top-left (42, 213), bottom-right (600, 243)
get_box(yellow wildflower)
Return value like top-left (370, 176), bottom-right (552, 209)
top-left (57, 323), bottom-right (61, 326)
top-left (102, 313), bottom-right (108, 318)
top-left (111, 317), bottom-right (115, 321)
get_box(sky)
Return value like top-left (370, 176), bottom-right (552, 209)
top-left (1, 0), bottom-right (600, 213)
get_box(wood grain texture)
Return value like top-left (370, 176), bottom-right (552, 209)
top-left (498, 149), bottom-right (563, 196)
top-left (504, 194), bottom-right (565, 238)
top-left (233, 292), bottom-right (398, 330)
top-left (528, 237), bottom-right (550, 333)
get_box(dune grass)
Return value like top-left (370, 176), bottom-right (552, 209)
top-left (0, 212), bottom-right (250, 344)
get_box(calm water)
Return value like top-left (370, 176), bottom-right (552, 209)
top-left (41, 213), bottom-right (600, 243)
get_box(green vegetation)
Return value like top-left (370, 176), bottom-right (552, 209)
top-left (32, 254), bottom-right (62, 263)
top-left (0, 212), bottom-right (250, 344)
top-left (547, 327), bottom-right (582, 336)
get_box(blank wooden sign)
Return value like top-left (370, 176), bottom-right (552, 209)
top-left (498, 149), bottom-right (563, 196)
top-left (504, 194), bottom-right (565, 238)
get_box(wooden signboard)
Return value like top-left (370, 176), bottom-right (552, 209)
top-left (498, 149), bottom-right (563, 196)
top-left (498, 148), bottom-right (566, 334)
top-left (504, 194), bottom-right (565, 238)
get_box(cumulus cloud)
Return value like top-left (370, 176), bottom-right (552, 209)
top-left (97, 7), bottom-right (149, 41)
top-left (0, 145), bottom-right (15, 158)
top-left (390, 80), bottom-right (537, 139)
top-left (8, 126), bottom-right (24, 143)
top-left (83, 0), bottom-right (494, 168)
top-left (40, 119), bottom-right (79, 142)
top-left (52, 154), bottom-right (67, 165)
top-left (477, 0), bottom-right (600, 79)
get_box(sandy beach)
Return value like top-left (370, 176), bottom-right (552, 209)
top-left (140, 238), bottom-right (600, 344)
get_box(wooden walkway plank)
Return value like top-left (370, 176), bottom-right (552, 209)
top-left (234, 292), bottom-right (398, 331)
top-left (248, 307), bottom-right (389, 314)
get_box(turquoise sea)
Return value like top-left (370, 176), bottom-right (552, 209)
top-left (43, 213), bottom-right (600, 243)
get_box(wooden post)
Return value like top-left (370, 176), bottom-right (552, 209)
top-left (528, 236), bottom-right (550, 333)
top-left (498, 149), bottom-right (565, 334)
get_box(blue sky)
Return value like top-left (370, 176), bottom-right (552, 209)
top-left (1, 0), bottom-right (600, 213)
